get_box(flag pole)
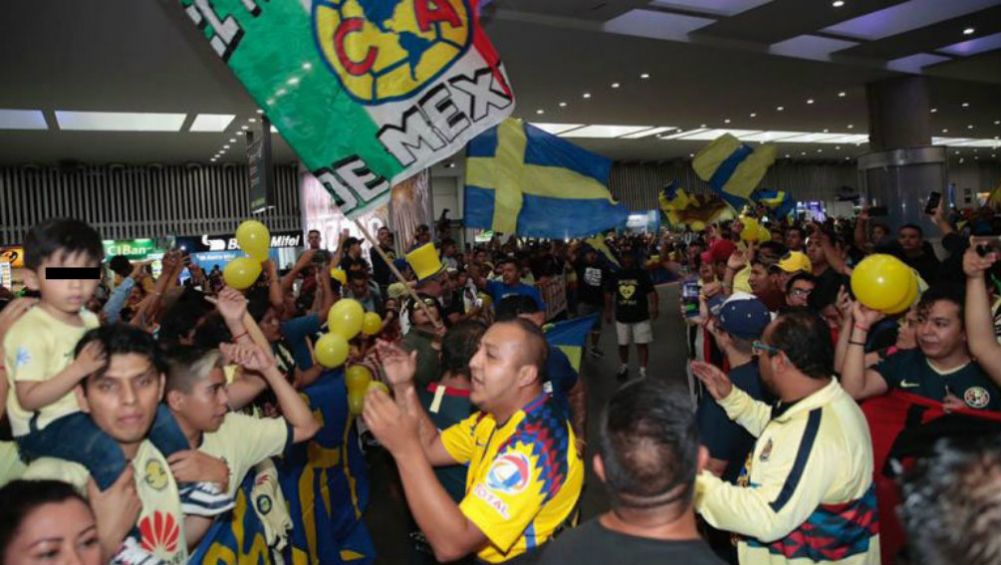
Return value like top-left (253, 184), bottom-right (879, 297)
top-left (353, 219), bottom-right (444, 331)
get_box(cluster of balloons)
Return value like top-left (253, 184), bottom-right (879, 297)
top-left (314, 298), bottom-right (385, 369)
top-left (738, 216), bottom-right (771, 243)
top-left (223, 220), bottom-right (270, 290)
top-left (850, 254), bottom-right (919, 315)
top-left (345, 365), bottom-right (389, 416)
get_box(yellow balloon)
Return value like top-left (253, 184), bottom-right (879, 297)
top-left (347, 389), bottom-right (365, 416)
top-left (222, 257), bottom-right (262, 290)
top-left (314, 333), bottom-right (349, 368)
top-left (739, 217), bottom-right (761, 243)
top-left (329, 267), bottom-right (348, 286)
top-left (756, 224), bottom-right (771, 242)
top-left (236, 220), bottom-right (270, 261)
top-left (690, 220), bottom-right (706, 232)
top-left (328, 299), bottom-right (364, 340)
top-left (850, 254), bottom-right (913, 313)
top-left (362, 312), bottom-right (382, 336)
top-left (367, 381), bottom-right (389, 395)
top-left (884, 270), bottom-right (919, 315)
top-left (345, 365), bottom-right (373, 393)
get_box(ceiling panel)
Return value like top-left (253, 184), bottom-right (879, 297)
top-left (833, 5), bottom-right (1001, 59)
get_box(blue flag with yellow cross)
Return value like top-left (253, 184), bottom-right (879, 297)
top-left (464, 119), bottom-right (630, 238)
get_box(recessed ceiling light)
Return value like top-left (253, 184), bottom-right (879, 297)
top-left (930, 108), bottom-right (938, 113)
top-left (823, 128), bottom-right (829, 133)
top-left (582, 92), bottom-right (591, 99)
top-left (817, 148), bottom-right (823, 153)
top-left (256, 109), bottom-right (264, 114)
top-left (962, 102), bottom-right (970, 108)
top-left (287, 77), bottom-right (300, 86)
top-left (558, 102), bottom-right (567, 107)
top-left (995, 120), bottom-right (1000, 125)
top-left (801, 151), bottom-right (807, 155)
top-left (963, 27), bottom-right (975, 35)
top-left (223, 145), bottom-right (230, 149)
top-left (57, 110), bottom-right (187, 132)
top-left (943, 128), bottom-right (949, 133)
top-left (0, 109), bottom-right (47, 130)
top-left (189, 113), bottom-right (235, 132)
top-left (807, 98), bottom-right (815, 104)
top-left (832, 0), bottom-right (845, 7)
top-left (749, 112), bottom-right (757, 118)
top-left (228, 138), bottom-right (236, 143)
top-left (776, 106), bottom-right (784, 111)
top-left (611, 82), bottom-right (620, 89)
top-left (968, 124), bottom-right (974, 129)
top-left (785, 154), bottom-right (791, 158)
top-left (248, 118), bottom-right (257, 123)
top-left (266, 99), bottom-right (275, 106)
top-left (993, 154), bottom-right (997, 158)
top-left (302, 62), bottom-right (312, 71)
top-left (640, 73), bottom-right (650, 79)
top-left (845, 156), bottom-right (851, 160)
top-left (955, 150), bottom-right (960, 154)
top-left (700, 124), bottom-right (707, 128)
top-left (276, 88), bottom-right (287, 96)
top-left (835, 146), bottom-right (841, 150)
top-left (847, 124), bottom-right (854, 129)
top-left (838, 91), bottom-right (846, 97)
top-left (724, 118), bottom-right (731, 124)
top-left (241, 125), bottom-right (250, 130)
top-left (688, 153), bottom-right (694, 158)
top-left (536, 109), bottom-right (545, 115)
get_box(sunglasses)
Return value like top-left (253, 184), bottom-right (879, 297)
top-left (788, 287), bottom-right (813, 297)
top-left (751, 340), bottom-right (781, 356)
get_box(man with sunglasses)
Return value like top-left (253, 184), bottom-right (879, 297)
top-left (784, 273), bottom-right (816, 310)
top-left (692, 309), bottom-right (878, 565)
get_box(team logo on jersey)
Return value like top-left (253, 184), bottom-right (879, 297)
top-left (619, 283), bottom-right (637, 300)
top-left (14, 346), bottom-right (30, 368)
top-left (964, 386), bottom-right (991, 409)
top-left (144, 459), bottom-right (169, 491)
top-left (256, 494), bottom-right (273, 515)
top-left (312, 0), bottom-right (472, 105)
top-left (759, 438), bottom-right (773, 462)
top-left (139, 511), bottom-right (180, 555)
top-left (486, 452), bottom-right (531, 495)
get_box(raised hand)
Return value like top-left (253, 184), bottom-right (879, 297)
top-left (850, 301), bottom-right (884, 330)
top-left (72, 341), bottom-right (107, 381)
top-left (691, 361), bottom-right (733, 401)
top-left (374, 340), bottom-right (417, 387)
top-left (214, 286), bottom-right (248, 322)
top-left (963, 238), bottom-right (999, 278)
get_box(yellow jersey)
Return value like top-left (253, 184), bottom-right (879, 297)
top-left (22, 440), bottom-right (188, 565)
top-left (199, 411), bottom-right (290, 499)
top-left (695, 379), bottom-right (879, 565)
top-left (441, 393), bottom-right (583, 563)
top-left (3, 306), bottom-right (99, 437)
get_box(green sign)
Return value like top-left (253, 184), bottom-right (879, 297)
top-left (103, 239), bottom-right (159, 260)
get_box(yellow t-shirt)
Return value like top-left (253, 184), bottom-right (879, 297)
top-left (733, 265), bottom-right (753, 294)
top-left (0, 441), bottom-right (26, 485)
top-left (440, 394), bottom-right (583, 563)
top-left (3, 307), bottom-right (99, 437)
top-left (199, 412), bottom-right (290, 499)
top-left (22, 440), bottom-right (188, 565)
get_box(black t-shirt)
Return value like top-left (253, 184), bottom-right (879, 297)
top-left (341, 255), bottom-right (370, 275)
top-left (607, 268), bottom-right (654, 323)
top-left (370, 245), bottom-right (396, 286)
top-left (575, 260), bottom-right (608, 307)
top-left (538, 519), bottom-right (725, 565)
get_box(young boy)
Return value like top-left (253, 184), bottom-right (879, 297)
top-left (5, 218), bottom-right (230, 515)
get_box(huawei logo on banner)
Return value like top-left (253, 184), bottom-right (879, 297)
top-left (139, 511), bottom-right (180, 555)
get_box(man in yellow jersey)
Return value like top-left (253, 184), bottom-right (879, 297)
top-left (364, 319), bottom-right (584, 563)
top-left (692, 309), bottom-right (879, 565)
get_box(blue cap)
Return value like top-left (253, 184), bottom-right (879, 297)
top-left (717, 295), bottom-right (771, 341)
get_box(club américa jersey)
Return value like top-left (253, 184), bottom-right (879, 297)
top-left (440, 393), bottom-right (584, 563)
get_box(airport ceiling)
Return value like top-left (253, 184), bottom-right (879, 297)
top-left (0, 0), bottom-right (999, 168)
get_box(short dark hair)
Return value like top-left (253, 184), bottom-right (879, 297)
top-left (108, 255), bottom-right (132, 278)
top-left (494, 295), bottom-right (540, 321)
top-left (758, 241), bottom-right (788, 259)
top-left (768, 308), bottom-right (833, 379)
top-left (308, 229), bottom-right (320, 236)
top-left (0, 480), bottom-right (92, 556)
top-left (598, 378), bottom-right (699, 509)
top-left (75, 324), bottom-right (165, 383)
top-left (786, 226), bottom-right (804, 238)
top-left (164, 346), bottom-right (224, 394)
top-left (498, 256), bottom-right (518, 268)
top-left (785, 272), bottom-right (818, 294)
top-left (918, 284), bottom-right (965, 324)
top-left (900, 436), bottom-right (1001, 565)
top-left (158, 288), bottom-right (214, 346)
top-left (24, 218), bottom-right (103, 270)
top-left (494, 318), bottom-right (548, 375)
top-left (441, 321), bottom-right (486, 379)
top-left (900, 223), bottom-right (924, 237)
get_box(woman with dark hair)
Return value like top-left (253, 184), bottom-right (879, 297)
top-left (0, 480), bottom-right (102, 565)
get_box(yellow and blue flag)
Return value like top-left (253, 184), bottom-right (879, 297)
top-left (751, 189), bottom-right (797, 219)
top-left (544, 314), bottom-right (598, 372)
top-left (692, 134), bottom-right (776, 209)
top-left (464, 119), bottom-right (630, 238)
top-left (583, 233), bottom-right (620, 270)
top-left (659, 180), bottom-right (735, 230)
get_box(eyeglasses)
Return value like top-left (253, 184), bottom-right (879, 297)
top-left (789, 287), bottom-right (813, 297)
top-left (751, 340), bottom-right (781, 356)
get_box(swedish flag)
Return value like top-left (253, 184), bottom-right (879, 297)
top-left (464, 119), bottom-right (630, 238)
top-left (544, 314), bottom-right (598, 372)
top-left (693, 134), bottom-right (776, 208)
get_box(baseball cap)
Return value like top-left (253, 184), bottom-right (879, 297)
top-left (775, 251), bottom-right (812, 274)
top-left (717, 294), bottom-right (772, 341)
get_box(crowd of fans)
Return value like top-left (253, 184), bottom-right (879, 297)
top-left (1, 199), bottom-right (1001, 565)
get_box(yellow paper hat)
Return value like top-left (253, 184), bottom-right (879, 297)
top-left (406, 243), bottom-right (445, 282)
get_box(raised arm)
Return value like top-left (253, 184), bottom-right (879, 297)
top-left (839, 302), bottom-right (890, 400)
top-left (964, 243), bottom-right (1001, 383)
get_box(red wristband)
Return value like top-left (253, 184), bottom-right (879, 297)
top-left (231, 330), bottom-right (249, 342)
top-left (853, 323), bottom-right (870, 332)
